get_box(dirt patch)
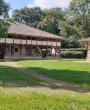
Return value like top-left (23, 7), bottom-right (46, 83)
top-left (0, 62), bottom-right (18, 67)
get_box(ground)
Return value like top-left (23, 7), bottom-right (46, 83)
top-left (0, 60), bottom-right (90, 110)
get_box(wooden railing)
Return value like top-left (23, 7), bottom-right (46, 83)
top-left (0, 38), bottom-right (61, 46)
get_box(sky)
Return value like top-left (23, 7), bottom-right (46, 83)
top-left (5, 0), bottom-right (72, 9)
top-left (4, 0), bottom-right (72, 15)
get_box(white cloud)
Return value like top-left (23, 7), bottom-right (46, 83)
top-left (28, 0), bottom-right (72, 9)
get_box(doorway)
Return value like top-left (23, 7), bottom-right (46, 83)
top-left (0, 45), bottom-right (5, 59)
top-left (14, 45), bottom-right (20, 56)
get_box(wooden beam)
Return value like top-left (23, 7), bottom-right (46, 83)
top-left (4, 37), bottom-right (6, 56)
top-left (12, 36), bottom-right (14, 56)
top-left (41, 40), bottom-right (43, 59)
top-left (87, 41), bottom-right (88, 50)
top-left (26, 38), bottom-right (27, 56)
top-left (31, 37), bottom-right (33, 56)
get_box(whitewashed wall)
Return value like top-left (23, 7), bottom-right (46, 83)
top-left (0, 38), bottom-right (61, 47)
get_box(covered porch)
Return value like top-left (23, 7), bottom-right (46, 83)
top-left (5, 44), bottom-right (60, 59)
top-left (0, 37), bottom-right (61, 60)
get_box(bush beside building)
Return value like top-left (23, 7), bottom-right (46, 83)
top-left (61, 48), bottom-right (87, 59)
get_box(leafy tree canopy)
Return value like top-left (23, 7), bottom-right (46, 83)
top-left (12, 7), bottom-right (44, 27)
top-left (38, 8), bottom-right (64, 35)
top-left (0, 0), bottom-right (10, 18)
top-left (0, 0), bottom-right (10, 37)
top-left (60, 0), bottom-right (90, 48)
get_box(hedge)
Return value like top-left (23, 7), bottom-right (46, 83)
top-left (61, 48), bottom-right (86, 51)
top-left (61, 48), bottom-right (87, 59)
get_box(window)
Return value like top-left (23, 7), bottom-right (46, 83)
top-left (15, 48), bottom-right (18, 52)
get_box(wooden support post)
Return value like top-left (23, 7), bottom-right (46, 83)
top-left (41, 40), bottom-right (43, 59)
top-left (46, 40), bottom-right (48, 58)
top-left (51, 39), bottom-right (52, 56)
top-left (36, 39), bottom-right (37, 56)
top-left (26, 38), bottom-right (27, 56)
top-left (4, 37), bottom-right (6, 57)
top-left (54, 40), bottom-right (56, 57)
top-left (12, 36), bottom-right (14, 56)
top-left (10, 37), bottom-right (12, 56)
top-left (55, 41), bottom-right (57, 57)
top-left (87, 41), bottom-right (89, 59)
top-left (87, 41), bottom-right (88, 50)
top-left (59, 47), bottom-right (61, 58)
top-left (20, 39), bottom-right (22, 56)
top-left (31, 38), bottom-right (33, 56)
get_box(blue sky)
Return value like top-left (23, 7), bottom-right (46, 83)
top-left (5, 0), bottom-right (72, 10)
top-left (5, 0), bottom-right (32, 10)
top-left (5, 0), bottom-right (72, 15)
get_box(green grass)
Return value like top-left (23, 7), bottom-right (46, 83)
top-left (0, 89), bottom-right (90, 110)
top-left (0, 60), bottom-right (90, 110)
top-left (0, 66), bottom-right (44, 87)
top-left (18, 60), bottom-right (90, 88)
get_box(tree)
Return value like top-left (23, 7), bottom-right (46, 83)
top-left (59, 20), bottom-right (82, 48)
top-left (0, 0), bottom-right (10, 37)
top-left (12, 7), bottom-right (65, 35)
top-left (38, 8), bottom-right (64, 35)
top-left (38, 15), bottom-right (60, 34)
top-left (0, 20), bottom-right (9, 37)
top-left (68, 0), bottom-right (90, 37)
top-left (12, 7), bottom-right (44, 27)
top-left (59, 0), bottom-right (90, 48)
top-left (0, 0), bottom-right (10, 18)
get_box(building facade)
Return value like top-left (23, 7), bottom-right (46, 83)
top-left (0, 22), bottom-right (63, 60)
top-left (81, 38), bottom-right (90, 61)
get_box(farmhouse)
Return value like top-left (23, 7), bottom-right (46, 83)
top-left (0, 22), bottom-right (63, 60)
top-left (81, 38), bottom-right (90, 61)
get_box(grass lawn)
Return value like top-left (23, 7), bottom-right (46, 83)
top-left (0, 90), bottom-right (90, 110)
top-left (18, 60), bottom-right (90, 88)
top-left (0, 66), bottom-right (44, 87)
top-left (0, 60), bottom-right (90, 110)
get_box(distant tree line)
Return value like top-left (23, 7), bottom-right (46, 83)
top-left (0, 0), bottom-right (90, 48)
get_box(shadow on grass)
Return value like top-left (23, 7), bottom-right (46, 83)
top-left (30, 67), bottom-right (90, 86)
top-left (0, 65), bottom-right (46, 87)
top-left (0, 65), bottom-right (90, 93)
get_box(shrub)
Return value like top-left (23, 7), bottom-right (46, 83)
top-left (61, 48), bottom-right (87, 59)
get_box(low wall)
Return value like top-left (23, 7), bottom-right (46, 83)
top-left (4, 56), bottom-right (60, 60)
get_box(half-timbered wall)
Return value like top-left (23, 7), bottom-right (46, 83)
top-left (0, 38), bottom-right (61, 47)
top-left (0, 35), bottom-right (62, 59)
